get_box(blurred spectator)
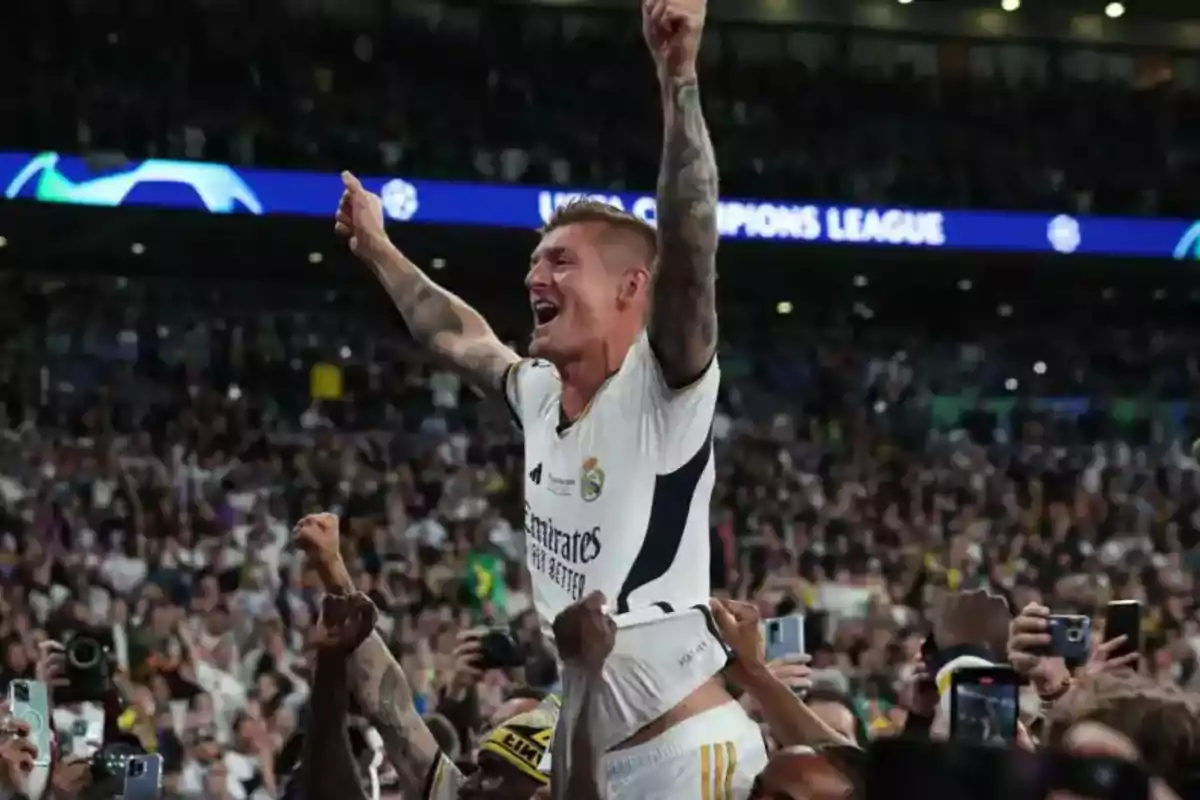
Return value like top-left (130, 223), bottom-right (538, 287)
top-left (3, 3), bottom-right (1200, 214)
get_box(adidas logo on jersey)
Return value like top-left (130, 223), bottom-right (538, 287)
top-left (529, 463), bottom-right (543, 484)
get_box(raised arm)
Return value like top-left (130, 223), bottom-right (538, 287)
top-left (294, 513), bottom-right (461, 798)
top-left (550, 591), bottom-right (616, 800)
top-left (335, 172), bottom-right (519, 394)
top-left (643, 0), bottom-right (719, 388)
top-left (298, 594), bottom-right (379, 800)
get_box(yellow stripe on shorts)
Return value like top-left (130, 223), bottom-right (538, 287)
top-left (700, 742), bottom-right (738, 800)
top-left (723, 742), bottom-right (737, 800)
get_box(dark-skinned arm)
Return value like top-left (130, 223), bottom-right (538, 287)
top-left (647, 71), bottom-right (720, 388)
top-left (297, 650), bottom-right (367, 799)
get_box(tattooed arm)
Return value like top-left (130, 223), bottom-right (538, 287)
top-left (362, 243), bottom-right (519, 394)
top-left (310, 545), bottom-right (460, 798)
top-left (645, 5), bottom-right (719, 390)
top-left (337, 172), bottom-right (516, 394)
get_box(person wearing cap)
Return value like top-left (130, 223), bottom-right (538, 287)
top-left (425, 703), bottom-right (558, 800)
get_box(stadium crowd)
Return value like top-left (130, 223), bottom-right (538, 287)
top-left (0, 270), bottom-right (1198, 798)
top-left (3, 2), bottom-right (1200, 214)
top-left (3, 1), bottom-right (1200, 799)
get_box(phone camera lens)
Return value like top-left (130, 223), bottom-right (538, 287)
top-left (12, 684), bottom-right (29, 703)
top-left (128, 760), bottom-right (145, 778)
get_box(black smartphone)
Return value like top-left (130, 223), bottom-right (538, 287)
top-left (1103, 600), bottom-right (1141, 660)
top-left (949, 666), bottom-right (1020, 745)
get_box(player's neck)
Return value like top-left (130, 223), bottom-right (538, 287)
top-left (558, 331), bottom-right (636, 421)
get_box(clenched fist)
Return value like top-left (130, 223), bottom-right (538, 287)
top-left (293, 513), bottom-right (341, 564)
top-left (643, 0), bottom-right (706, 79)
top-left (310, 593), bottom-right (378, 654)
top-left (553, 591), bottom-right (616, 673)
top-left (334, 171), bottom-right (388, 262)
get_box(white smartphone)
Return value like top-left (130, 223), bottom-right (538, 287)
top-left (7, 680), bottom-right (52, 767)
top-left (762, 614), bottom-right (805, 663)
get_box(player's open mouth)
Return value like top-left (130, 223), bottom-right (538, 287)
top-left (532, 300), bottom-right (560, 326)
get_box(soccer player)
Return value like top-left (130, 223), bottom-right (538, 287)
top-left (335, 0), bottom-right (766, 795)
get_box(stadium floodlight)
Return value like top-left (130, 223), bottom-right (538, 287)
top-left (1001, 0), bottom-right (1020, 10)
top-left (1104, 2), bottom-right (1125, 18)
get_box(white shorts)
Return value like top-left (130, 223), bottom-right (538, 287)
top-left (602, 701), bottom-right (768, 800)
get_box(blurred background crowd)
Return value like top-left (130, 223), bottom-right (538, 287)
top-left (5, 0), bottom-right (1200, 214)
top-left (3, 0), bottom-right (1200, 799)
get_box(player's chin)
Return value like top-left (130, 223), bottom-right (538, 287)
top-left (528, 325), bottom-right (561, 359)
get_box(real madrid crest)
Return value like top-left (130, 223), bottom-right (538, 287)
top-left (580, 457), bottom-right (604, 503)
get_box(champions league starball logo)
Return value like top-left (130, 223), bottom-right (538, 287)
top-left (3, 152), bottom-right (264, 213)
top-left (1172, 221), bottom-right (1200, 260)
top-left (380, 178), bottom-right (419, 221)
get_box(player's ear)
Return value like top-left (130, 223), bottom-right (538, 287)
top-left (617, 267), bottom-right (649, 309)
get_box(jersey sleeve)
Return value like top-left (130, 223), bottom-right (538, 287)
top-left (626, 333), bottom-right (720, 471)
top-left (503, 358), bottom-right (559, 431)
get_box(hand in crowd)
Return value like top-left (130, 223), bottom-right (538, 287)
top-left (50, 756), bottom-right (93, 800)
top-left (708, 597), bottom-right (767, 684)
top-left (552, 591), bottom-right (616, 673)
top-left (0, 711), bottom-right (36, 793)
top-left (35, 640), bottom-right (70, 690)
top-left (1080, 634), bottom-right (1141, 679)
top-left (896, 660), bottom-right (939, 719)
top-left (448, 629), bottom-right (487, 699)
top-left (310, 593), bottom-right (379, 654)
top-left (1008, 603), bottom-right (1140, 698)
top-left (933, 588), bottom-right (1011, 656)
top-left (738, 654), bottom-right (812, 716)
top-left (1008, 603), bottom-right (1073, 695)
top-left (294, 511), bottom-right (342, 565)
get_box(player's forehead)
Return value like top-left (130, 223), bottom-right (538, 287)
top-left (531, 221), bottom-right (602, 262)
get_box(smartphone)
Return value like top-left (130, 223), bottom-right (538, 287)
top-left (1046, 614), bottom-right (1092, 662)
top-left (1104, 600), bottom-right (1141, 660)
top-left (949, 667), bottom-right (1020, 745)
top-left (803, 611), bottom-right (829, 653)
top-left (7, 680), bottom-right (52, 767)
top-left (123, 753), bottom-right (163, 800)
top-left (763, 615), bottom-right (805, 663)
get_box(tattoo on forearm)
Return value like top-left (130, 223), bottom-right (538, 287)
top-left (650, 77), bottom-right (719, 388)
top-left (348, 633), bottom-right (439, 796)
top-left (371, 262), bottom-right (513, 392)
top-left (374, 265), bottom-right (464, 348)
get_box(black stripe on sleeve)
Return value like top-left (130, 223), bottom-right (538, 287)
top-left (615, 425), bottom-right (714, 613)
top-left (501, 361), bottom-right (523, 430)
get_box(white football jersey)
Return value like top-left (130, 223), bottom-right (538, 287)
top-left (503, 332), bottom-right (719, 627)
top-left (557, 605), bottom-right (732, 756)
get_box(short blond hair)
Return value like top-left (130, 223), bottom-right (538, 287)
top-left (541, 198), bottom-right (658, 267)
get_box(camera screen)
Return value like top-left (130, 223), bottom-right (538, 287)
top-left (952, 675), bottom-right (1018, 745)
